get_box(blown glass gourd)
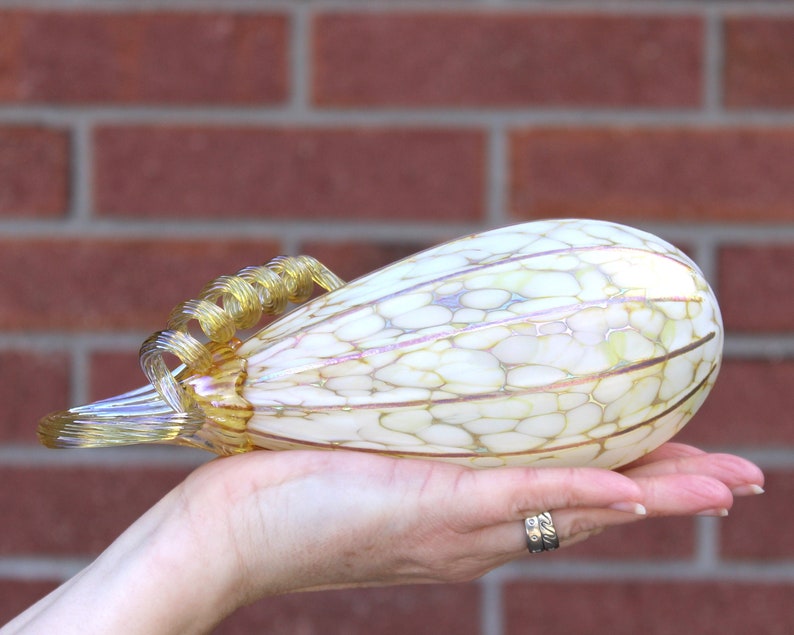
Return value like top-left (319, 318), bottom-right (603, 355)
top-left (39, 218), bottom-right (723, 470)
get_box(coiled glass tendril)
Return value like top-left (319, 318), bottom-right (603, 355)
top-left (140, 255), bottom-right (345, 414)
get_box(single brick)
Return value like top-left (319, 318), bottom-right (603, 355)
top-left (219, 584), bottom-right (480, 635)
top-left (510, 128), bottom-right (794, 222)
top-left (0, 11), bottom-right (287, 104)
top-left (94, 126), bottom-right (485, 222)
top-left (504, 580), bottom-right (794, 635)
top-left (0, 238), bottom-right (279, 331)
top-left (0, 126), bottom-right (69, 217)
top-left (725, 17), bottom-right (794, 108)
top-left (718, 245), bottom-right (794, 332)
top-left (0, 350), bottom-right (70, 443)
top-left (721, 470), bottom-right (790, 560)
top-left (0, 580), bottom-right (60, 626)
top-left (313, 13), bottom-right (702, 107)
top-left (677, 359), bottom-right (794, 447)
top-left (0, 465), bottom-right (192, 554)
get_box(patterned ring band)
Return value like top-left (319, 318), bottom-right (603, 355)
top-left (524, 512), bottom-right (559, 554)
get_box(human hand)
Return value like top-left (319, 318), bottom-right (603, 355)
top-left (180, 442), bottom-right (763, 608)
top-left (3, 443), bottom-right (763, 635)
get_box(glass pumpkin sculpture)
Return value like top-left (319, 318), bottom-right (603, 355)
top-left (39, 218), bottom-right (723, 469)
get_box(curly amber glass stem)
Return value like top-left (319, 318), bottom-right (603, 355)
top-left (140, 255), bottom-right (345, 414)
top-left (38, 255), bottom-right (344, 450)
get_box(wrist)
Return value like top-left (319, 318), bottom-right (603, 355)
top-left (120, 479), bottom-right (245, 632)
top-left (4, 479), bottom-right (244, 635)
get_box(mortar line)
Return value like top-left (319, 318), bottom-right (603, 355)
top-left (702, 9), bottom-right (724, 116)
top-left (280, 233), bottom-right (302, 256)
top-left (69, 341), bottom-right (91, 406)
top-left (0, 332), bottom-right (148, 350)
top-left (496, 558), bottom-right (794, 582)
top-left (289, 4), bottom-right (310, 114)
top-left (69, 119), bottom-right (93, 221)
top-left (689, 232), bottom-right (719, 288)
top-left (0, 443), bottom-right (211, 467)
top-left (480, 574), bottom-right (503, 635)
top-left (724, 335), bottom-right (794, 359)
top-left (4, 106), bottom-right (794, 128)
top-left (0, 556), bottom-right (89, 583)
top-left (1, 219), bottom-right (793, 241)
top-left (0, 219), bottom-right (488, 240)
top-left (1, 0), bottom-right (792, 17)
top-left (486, 125), bottom-right (509, 227)
top-left (694, 516), bottom-right (721, 569)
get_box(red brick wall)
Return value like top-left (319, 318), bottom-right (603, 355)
top-left (1, 4), bottom-right (792, 633)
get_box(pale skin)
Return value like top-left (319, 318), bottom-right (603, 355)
top-left (2, 442), bottom-right (764, 634)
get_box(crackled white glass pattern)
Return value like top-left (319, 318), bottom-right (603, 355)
top-left (235, 219), bottom-right (722, 469)
top-left (39, 219), bottom-right (723, 470)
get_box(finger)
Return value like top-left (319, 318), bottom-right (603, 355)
top-left (472, 471), bottom-right (740, 557)
top-left (436, 466), bottom-right (644, 540)
top-left (550, 472), bottom-right (738, 544)
top-left (621, 452), bottom-right (765, 496)
top-left (633, 472), bottom-right (734, 516)
top-left (449, 466), bottom-right (644, 531)
top-left (473, 505), bottom-right (644, 557)
top-left (622, 442), bottom-right (706, 468)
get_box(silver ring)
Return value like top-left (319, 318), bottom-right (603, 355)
top-left (524, 512), bottom-right (559, 553)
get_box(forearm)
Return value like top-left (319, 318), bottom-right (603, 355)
top-left (2, 485), bottom-right (240, 635)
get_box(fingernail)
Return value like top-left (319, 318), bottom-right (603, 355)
top-left (732, 484), bottom-right (765, 497)
top-left (697, 508), bottom-right (729, 517)
top-left (609, 501), bottom-right (647, 515)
